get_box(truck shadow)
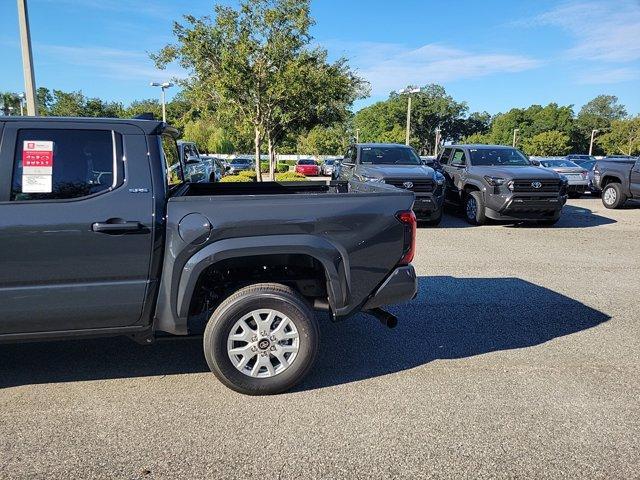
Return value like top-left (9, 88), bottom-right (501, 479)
top-left (298, 276), bottom-right (610, 391)
top-left (0, 276), bottom-right (610, 391)
top-left (434, 203), bottom-right (615, 229)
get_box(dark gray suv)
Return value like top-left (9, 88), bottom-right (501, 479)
top-left (337, 143), bottom-right (446, 225)
top-left (436, 145), bottom-right (568, 226)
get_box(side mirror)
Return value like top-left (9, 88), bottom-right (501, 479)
top-left (225, 165), bottom-right (231, 171)
top-left (531, 159), bottom-right (541, 166)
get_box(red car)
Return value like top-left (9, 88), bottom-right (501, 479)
top-left (295, 159), bottom-right (320, 176)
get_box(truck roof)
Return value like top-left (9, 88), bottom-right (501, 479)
top-left (356, 143), bottom-right (413, 148)
top-left (0, 115), bottom-right (167, 135)
top-left (448, 144), bottom-right (515, 149)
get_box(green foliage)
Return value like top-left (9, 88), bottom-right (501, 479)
top-left (297, 124), bottom-right (350, 155)
top-left (0, 92), bottom-right (21, 115)
top-left (220, 175), bottom-right (251, 182)
top-left (597, 117), bottom-right (640, 156)
top-left (276, 163), bottom-right (290, 173)
top-left (463, 133), bottom-right (492, 144)
top-left (183, 120), bottom-right (235, 154)
top-left (260, 162), bottom-right (270, 173)
top-left (575, 95), bottom-right (628, 154)
top-left (275, 171), bottom-right (306, 181)
top-left (153, 0), bottom-right (366, 180)
top-left (353, 84), bottom-right (481, 153)
top-left (238, 170), bottom-right (257, 180)
top-left (522, 130), bottom-right (571, 156)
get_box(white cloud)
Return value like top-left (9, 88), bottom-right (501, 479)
top-left (577, 67), bottom-right (640, 84)
top-left (330, 41), bottom-right (541, 97)
top-left (37, 44), bottom-right (184, 82)
top-left (533, 0), bottom-right (640, 63)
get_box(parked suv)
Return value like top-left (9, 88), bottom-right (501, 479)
top-left (436, 145), bottom-right (567, 225)
top-left (337, 143), bottom-right (445, 225)
top-left (594, 156), bottom-right (640, 208)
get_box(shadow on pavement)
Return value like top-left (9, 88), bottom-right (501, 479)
top-left (429, 203), bottom-right (616, 229)
top-left (298, 276), bottom-right (610, 390)
top-left (0, 276), bottom-right (610, 390)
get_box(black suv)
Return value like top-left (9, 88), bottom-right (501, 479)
top-left (436, 144), bottom-right (567, 225)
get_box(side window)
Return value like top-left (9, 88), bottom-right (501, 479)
top-left (634, 158), bottom-right (640, 171)
top-left (439, 148), bottom-right (452, 165)
top-left (350, 147), bottom-right (357, 163)
top-left (451, 149), bottom-right (466, 166)
top-left (161, 135), bottom-right (182, 186)
top-left (11, 128), bottom-right (116, 201)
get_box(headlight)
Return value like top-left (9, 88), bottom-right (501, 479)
top-left (484, 176), bottom-right (507, 186)
top-left (434, 172), bottom-right (445, 185)
top-left (360, 175), bottom-right (385, 183)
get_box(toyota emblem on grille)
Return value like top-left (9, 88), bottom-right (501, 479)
top-left (403, 181), bottom-right (414, 189)
top-left (531, 181), bottom-right (542, 189)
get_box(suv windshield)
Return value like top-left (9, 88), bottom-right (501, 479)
top-left (469, 148), bottom-right (530, 166)
top-left (361, 146), bottom-right (421, 165)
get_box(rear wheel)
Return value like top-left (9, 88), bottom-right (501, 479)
top-left (602, 183), bottom-right (626, 209)
top-left (203, 283), bottom-right (319, 395)
top-left (464, 191), bottom-right (486, 225)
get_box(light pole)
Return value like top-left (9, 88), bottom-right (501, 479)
top-left (434, 127), bottom-right (441, 157)
top-left (150, 81), bottom-right (173, 122)
top-left (512, 128), bottom-right (520, 147)
top-left (18, 92), bottom-right (25, 115)
top-left (17, 0), bottom-right (38, 115)
top-left (355, 128), bottom-right (360, 143)
top-left (398, 87), bottom-right (420, 146)
top-left (589, 129), bottom-right (599, 155)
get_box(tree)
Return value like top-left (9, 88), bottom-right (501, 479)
top-left (182, 119), bottom-right (235, 153)
top-left (575, 95), bottom-right (627, 154)
top-left (353, 84), bottom-right (471, 153)
top-left (597, 117), bottom-right (640, 156)
top-left (522, 130), bottom-right (571, 156)
top-left (154, 0), bottom-right (365, 180)
top-left (0, 92), bottom-right (21, 115)
top-left (297, 123), bottom-right (350, 155)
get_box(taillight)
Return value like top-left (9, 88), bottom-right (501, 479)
top-left (396, 210), bottom-right (416, 265)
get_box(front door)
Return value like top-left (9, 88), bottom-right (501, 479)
top-left (0, 122), bottom-right (154, 334)
top-left (443, 149), bottom-right (467, 203)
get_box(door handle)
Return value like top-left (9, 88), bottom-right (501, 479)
top-left (92, 220), bottom-right (143, 233)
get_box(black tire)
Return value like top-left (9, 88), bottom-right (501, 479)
top-left (464, 191), bottom-right (486, 225)
top-left (601, 182), bottom-right (627, 209)
top-left (203, 283), bottom-right (319, 395)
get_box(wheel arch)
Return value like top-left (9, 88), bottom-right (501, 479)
top-left (154, 235), bottom-right (350, 335)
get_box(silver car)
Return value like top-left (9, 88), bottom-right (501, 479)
top-left (321, 158), bottom-right (338, 176)
top-left (539, 158), bottom-right (589, 198)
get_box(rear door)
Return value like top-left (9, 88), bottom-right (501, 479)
top-left (631, 158), bottom-right (640, 196)
top-left (0, 121), bottom-right (154, 334)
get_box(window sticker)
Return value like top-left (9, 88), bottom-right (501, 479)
top-left (22, 140), bottom-right (54, 193)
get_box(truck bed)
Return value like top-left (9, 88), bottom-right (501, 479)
top-left (155, 179), bottom-right (415, 334)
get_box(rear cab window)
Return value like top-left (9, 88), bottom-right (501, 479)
top-left (161, 135), bottom-right (183, 187)
top-left (439, 147), bottom-right (452, 165)
top-left (10, 128), bottom-right (120, 202)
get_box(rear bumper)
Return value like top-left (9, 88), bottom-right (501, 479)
top-left (363, 265), bottom-right (417, 310)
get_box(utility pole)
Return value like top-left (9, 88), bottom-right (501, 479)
top-left (17, 0), bottom-right (38, 115)
top-left (150, 82), bottom-right (173, 122)
top-left (512, 128), bottom-right (520, 147)
top-left (398, 87), bottom-right (420, 146)
top-left (589, 129), bottom-right (599, 155)
top-left (355, 128), bottom-right (360, 143)
top-left (434, 128), bottom-right (441, 157)
top-left (18, 93), bottom-right (25, 115)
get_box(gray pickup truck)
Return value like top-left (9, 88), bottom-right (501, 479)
top-left (0, 116), bottom-right (418, 395)
top-left (337, 143), bottom-right (446, 225)
top-left (594, 156), bottom-right (640, 208)
top-left (436, 144), bottom-right (568, 226)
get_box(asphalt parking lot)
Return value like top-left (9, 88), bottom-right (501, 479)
top-left (1, 196), bottom-right (638, 479)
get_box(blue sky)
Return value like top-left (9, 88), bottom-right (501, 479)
top-left (1, 0), bottom-right (639, 115)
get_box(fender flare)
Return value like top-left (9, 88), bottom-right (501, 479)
top-left (160, 235), bottom-right (350, 334)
